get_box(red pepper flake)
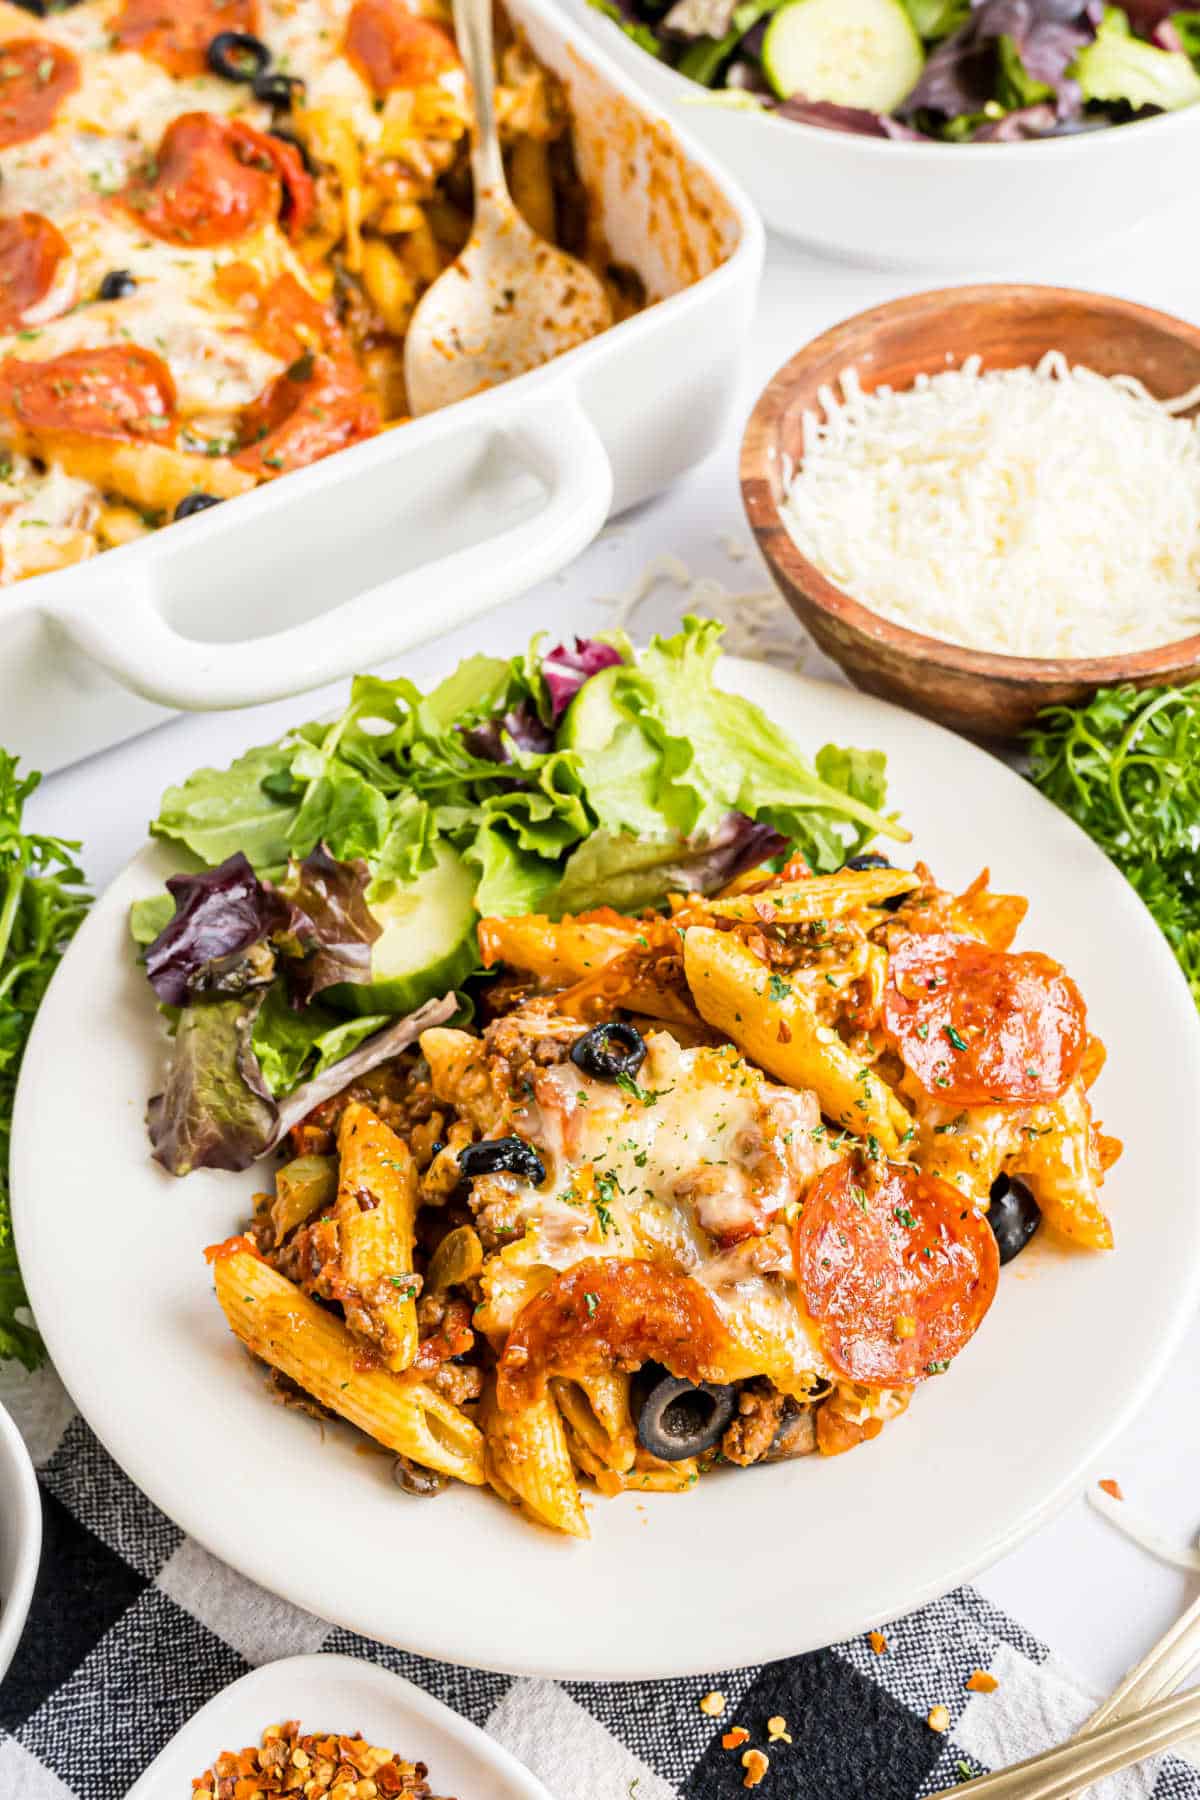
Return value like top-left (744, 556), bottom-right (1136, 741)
top-left (1098, 1478), bottom-right (1124, 1501)
top-left (722, 1726), bottom-right (750, 1750)
top-left (966, 1670), bottom-right (998, 1694)
top-left (868, 1630), bottom-right (888, 1655)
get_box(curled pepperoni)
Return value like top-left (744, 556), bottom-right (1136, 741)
top-left (225, 271), bottom-right (380, 476)
top-left (125, 113), bottom-right (314, 247)
top-left (112, 0), bottom-right (258, 77)
top-left (883, 931), bottom-right (1086, 1106)
top-left (0, 40), bottom-right (81, 150)
top-left (0, 345), bottom-right (175, 441)
top-left (0, 212), bottom-right (69, 329)
top-left (793, 1155), bottom-right (998, 1388)
top-left (345, 0), bottom-right (459, 93)
top-left (496, 1258), bottom-right (738, 1413)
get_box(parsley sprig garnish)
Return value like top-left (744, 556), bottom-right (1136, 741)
top-left (0, 753), bottom-right (91, 1367)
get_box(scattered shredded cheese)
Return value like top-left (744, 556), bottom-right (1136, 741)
top-left (595, 552), bottom-right (801, 663)
top-left (779, 353), bottom-right (1200, 659)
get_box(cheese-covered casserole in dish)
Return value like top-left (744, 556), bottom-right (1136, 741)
top-left (0, 0), bottom-right (640, 582)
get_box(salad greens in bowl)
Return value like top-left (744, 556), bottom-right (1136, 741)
top-left (593, 0), bottom-right (1200, 143)
top-left (566, 0), bottom-right (1200, 259)
top-left (131, 619), bottom-right (906, 1176)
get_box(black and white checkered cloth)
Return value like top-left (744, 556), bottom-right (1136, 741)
top-left (2, 1364), bottom-right (1198, 1800)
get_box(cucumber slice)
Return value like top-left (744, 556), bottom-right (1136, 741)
top-left (557, 664), bottom-right (625, 753)
top-left (762, 0), bottom-right (924, 111)
top-left (325, 842), bottom-right (479, 1017)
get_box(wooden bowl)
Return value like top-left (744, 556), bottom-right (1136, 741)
top-left (740, 284), bottom-right (1200, 742)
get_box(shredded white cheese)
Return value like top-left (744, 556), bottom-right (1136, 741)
top-left (779, 353), bottom-right (1200, 659)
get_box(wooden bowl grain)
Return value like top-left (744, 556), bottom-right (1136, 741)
top-left (740, 284), bottom-right (1200, 742)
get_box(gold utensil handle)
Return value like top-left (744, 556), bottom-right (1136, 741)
top-left (932, 1684), bottom-right (1200, 1800)
top-left (1065, 1588), bottom-right (1200, 1797)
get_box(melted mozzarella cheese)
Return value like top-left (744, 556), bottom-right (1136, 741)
top-left (476, 1031), bottom-right (837, 1391)
top-left (0, 457), bottom-right (99, 581)
top-left (1, 219), bottom-right (291, 414)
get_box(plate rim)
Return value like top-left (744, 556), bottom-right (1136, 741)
top-left (15, 657), bottom-right (1200, 1680)
top-left (124, 1651), bottom-right (557, 1798)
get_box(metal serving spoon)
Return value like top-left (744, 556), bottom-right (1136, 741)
top-left (404, 0), bottom-right (612, 416)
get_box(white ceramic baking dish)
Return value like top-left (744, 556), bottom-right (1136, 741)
top-left (2, 0), bottom-right (762, 774)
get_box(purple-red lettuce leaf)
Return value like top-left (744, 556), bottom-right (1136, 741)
top-left (542, 638), bottom-right (624, 723)
top-left (144, 854), bottom-right (294, 1007)
top-left (147, 993), bottom-right (277, 1176)
top-left (149, 990), bottom-right (457, 1176)
top-left (899, 0), bottom-right (1097, 120)
top-left (274, 846), bottom-right (380, 1005)
top-left (461, 701), bottom-right (556, 764)
top-left (774, 95), bottom-right (925, 134)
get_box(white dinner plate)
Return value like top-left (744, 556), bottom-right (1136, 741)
top-left (124, 1653), bottom-right (555, 1798)
top-left (13, 660), bottom-right (1200, 1678)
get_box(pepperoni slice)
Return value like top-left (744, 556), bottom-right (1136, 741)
top-left (223, 270), bottom-right (380, 476)
top-left (111, 0), bottom-right (258, 77)
top-left (793, 1155), bottom-right (998, 1388)
top-left (0, 40), bottom-right (81, 150)
top-left (496, 1258), bottom-right (739, 1413)
top-left (0, 212), bottom-right (69, 329)
top-left (0, 345), bottom-right (176, 442)
top-left (345, 0), bottom-right (459, 93)
top-left (883, 931), bottom-right (1086, 1106)
top-left (125, 113), bottom-right (314, 247)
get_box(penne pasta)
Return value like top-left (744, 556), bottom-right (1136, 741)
top-left (704, 868), bottom-right (919, 922)
top-left (334, 1103), bottom-right (420, 1371)
top-left (682, 926), bottom-right (912, 1154)
top-left (480, 1380), bottom-right (588, 1538)
top-left (211, 1248), bottom-right (485, 1485)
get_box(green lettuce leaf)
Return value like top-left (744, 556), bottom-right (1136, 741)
top-left (1071, 7), bottom-right (1200, 109)
top-left (465, 825), bottom-right (560, 917)
top-left (251, 985), bottom-right (391, 1097)
top-left (152, 742), bottom-right (299, 875)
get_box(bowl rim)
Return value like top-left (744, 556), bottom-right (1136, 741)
top-left (739, 280), bottom-right (1200, 685)
top-left (0, 1395), bottom-right (41, 1683)
top-left (570, 0), bottom-right (1200, 162)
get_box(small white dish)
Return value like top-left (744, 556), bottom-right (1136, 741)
top-left (0, 1397), bottom-right (41, 1685)
top-left (125, 1653), bottom-right (555, 1799)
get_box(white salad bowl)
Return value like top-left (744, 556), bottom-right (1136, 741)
top-left (0, 1398), bottom-right (40, 1686)
top-left (559, 0), bottom-right (1200, 267)
top-left (0, 0), bottom-right (763, 776)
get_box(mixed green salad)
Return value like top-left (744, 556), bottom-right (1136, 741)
top-left (0, 755), bottom-right (91, 1368)
top-left (133, 619), bottom-right (906, 1177)
top-left (591, 0), bottom-right (1200, 143)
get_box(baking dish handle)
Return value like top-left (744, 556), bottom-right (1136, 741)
top-left (50, 390), bottom-right (612, 711)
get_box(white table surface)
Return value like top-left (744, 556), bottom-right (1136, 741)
top-left (20, 222), bottom-right (1200, 1700)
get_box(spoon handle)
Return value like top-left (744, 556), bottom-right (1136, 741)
top-left (452, 0), bottom-right (506, 202)
top-left (929, 1684), bottom-right (1200, 1800)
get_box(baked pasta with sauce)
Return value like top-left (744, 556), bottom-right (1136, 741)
top-left (0, 0), bottom-right (636, 581)
top-left (208, 855), bottom-right (1120, 1537)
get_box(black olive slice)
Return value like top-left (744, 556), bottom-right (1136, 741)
top-left (458, 1136), bottom-right (546, 1186)
top-left (270, 127), bottom-right (315, 173)
top-left (634, 1364), bottom-right (737, 1462)
top-left (845, 850), bottom-right (911, 911)
top-left (763, 1402), bottom-right (816, 1463)
top-left (987, 1172), bottom-right (1042, 1265)
top-left (569, 1021), bottom-right (646, 1082)
top-left (392, 1455), bottom-right (448, 1496)
top-left (206, 30), bottom-right (271, 81)
top-left (175, 493), bottom-right (221, 521)
top-left (98, 269), bottom-right (137, 301)
top-left (253, 70), bottom-right (305, 109)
